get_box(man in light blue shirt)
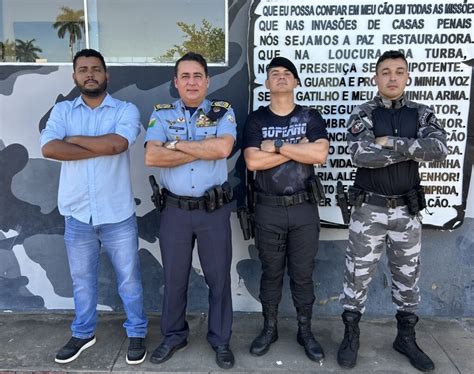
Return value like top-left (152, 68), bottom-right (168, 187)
top-left (40, 49), bottom-right (147, 365)
top-left (145, 52), bottom-right (236, 369)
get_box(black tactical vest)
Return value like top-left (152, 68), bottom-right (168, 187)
top-left (354, 106), bottom-right (421, 196)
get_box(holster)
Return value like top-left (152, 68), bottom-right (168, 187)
top-left (237, 207), bottom-right (254, 240)
top-left (305, 174), bottom-right (325, 204)
top-left (348, 186), bottom-right (365, 208)
top-left (417, 187), bottom-right (427, 211)
top-left (405, 187), bottom-right (426, 215)
top-left (336, 181), bottom-right (351, 224)
top-left (149, 175), bottom-right (163, 211)
top-left (238, 169), bottom-right (255, 240)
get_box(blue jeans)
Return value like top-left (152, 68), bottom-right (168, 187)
top-left (64, 214), bottom-right (147, 339)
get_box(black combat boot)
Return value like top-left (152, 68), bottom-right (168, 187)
top-left (337, 310), bottom-right (362, 368)
top-left (296, 306), bottom-right (325, 361)
top-left (393, 311), bottom-right (435, 372)
top-left (250, 304), bottom-right (279, 356)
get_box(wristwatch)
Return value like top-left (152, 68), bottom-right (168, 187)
top-left (165, 140), bottom-right (179, 150)
top-left (274, 139), bottom-right (284, 153)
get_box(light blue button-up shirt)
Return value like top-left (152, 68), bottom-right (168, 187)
top-left (145, 99), bottom-right (236, 197)
top-left (40, 94), bottom-right (141, 225)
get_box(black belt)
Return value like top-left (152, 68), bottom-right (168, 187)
top-left (164, 192), bottom-right (206, 210)
top-left (256, 191), bottom-right (308, 207)
top-left (363, 192), bottom-right (407, 209)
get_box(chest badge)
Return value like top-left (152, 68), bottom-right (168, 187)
top-left (196, 113), bottom-right (214, 127)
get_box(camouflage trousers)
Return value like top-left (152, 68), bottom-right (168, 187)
top-left (340, 202), bottom-right (421, 314)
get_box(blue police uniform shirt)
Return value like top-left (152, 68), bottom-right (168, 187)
top-left (145, 98), bottom-right (236, 197)
top-left (40, 94), bottom-right (141, 225)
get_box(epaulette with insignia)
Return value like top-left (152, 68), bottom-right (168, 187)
top-left (211, 100), bottom-right (231, 110)
top-left (207, 100), bottom-right (231, 121)
top-left (154, 103), bottom-right (175, 111)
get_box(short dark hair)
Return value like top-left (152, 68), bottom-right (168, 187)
top-left (174, 52), bottom-right (208, 77)
top-left (73, 49), bottom-right (107, 71)
top-left (375, 50), bottom-right (408, 73)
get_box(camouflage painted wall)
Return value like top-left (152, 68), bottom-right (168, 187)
top-left (1, 0), bottom-right (473, 317)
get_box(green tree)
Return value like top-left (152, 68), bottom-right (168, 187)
top-left (161, 19), bottom-right (225, 63)
top-left (0, 39), bottom-right (16, 61)
top-left (53, 6), bottom-right (85, 61)
top-left (15, 39), bottom-right (42, 62)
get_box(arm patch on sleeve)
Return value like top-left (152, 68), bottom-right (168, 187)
top-left (419, 107), bottom-right (443, 130)
top-left (349, 120), bottom-right (366, 135)
top-left (148, 118), bottom-right (157, 128)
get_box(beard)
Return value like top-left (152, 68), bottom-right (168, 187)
top-left (75, 79), bottom-right (107, 97)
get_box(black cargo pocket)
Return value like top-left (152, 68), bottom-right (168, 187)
top-left (255, 227), bottom-right (286, 252)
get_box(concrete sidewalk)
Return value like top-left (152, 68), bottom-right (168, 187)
top-left (1, 312), bottom-right (473, 373)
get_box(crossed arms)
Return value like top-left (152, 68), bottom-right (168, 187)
top-left (42, 135), bottom-right (128, 161)
top-left (348, 108), bottom-right (448, 169)
top-left (144, 135), bottom-right (235, 168)
top-left (244, 137), bottom-right (329, 171)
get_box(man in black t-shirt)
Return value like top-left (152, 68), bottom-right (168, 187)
top-left (337, 51), bottom-right (447, 371)
top-left (243, 57), bottom-right (329, 362)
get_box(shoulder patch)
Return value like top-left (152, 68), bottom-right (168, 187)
top-left (148, 118), bottom-right (157, 128)
top-left (154, 103), bottom-right (175, 111)
top-left (349, 120), bottom-right (366, 135)
top-left (419, 109), bottom-right (431, 127)
top-left (418, 107), bottom-right (444, 132)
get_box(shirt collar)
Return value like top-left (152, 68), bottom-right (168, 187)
top-left (176, 98), bottom-right (210, 115)
top-left (375, 92), bottom-right (407, 109)
top-left (73, 93), bottom-right (116, 109)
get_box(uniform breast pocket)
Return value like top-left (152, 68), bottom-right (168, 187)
top-left (166, 126), bottom-right (188, 141)
top-left (195, 125), bottom-right (217, 140)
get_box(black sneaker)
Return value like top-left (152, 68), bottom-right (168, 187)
top-left (126, 337), bottom-right (147, 365)
top-left (55, 336), bottom-right (96, 364)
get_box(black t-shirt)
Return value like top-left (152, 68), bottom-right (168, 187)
top-left (243, 105), bottom-right (328, 195)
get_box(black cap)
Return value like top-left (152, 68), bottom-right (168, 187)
top-left (266, 56), bottom-right (300, 82)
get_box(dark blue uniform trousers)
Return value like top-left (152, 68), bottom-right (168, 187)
top-left (158, 204), bottom-right (233, 348)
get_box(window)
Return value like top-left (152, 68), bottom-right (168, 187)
top-left (0, 0), bottom-right (84, 62)
top-left (0, 0), bottom-right (227, 64)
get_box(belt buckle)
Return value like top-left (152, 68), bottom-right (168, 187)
top-left (386, 198), bottom-right (397, 209)
top-left (187, 200), bottom-right (200, 210)
top-left (283, 195), bottom-right (294, 206)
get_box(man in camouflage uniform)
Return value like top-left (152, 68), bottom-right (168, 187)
top-left (338, 50), bottom-right (447, 372)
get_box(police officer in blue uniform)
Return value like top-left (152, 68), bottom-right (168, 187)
top-left (144, 52), bottom-right (236, 369)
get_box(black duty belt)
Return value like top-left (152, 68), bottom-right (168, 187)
top-left (256, 191), bottom-right (308, 207)
top-left (363, 192), bottom-right (407, 209)
top-left (164, 192), bottom-right (206, 210)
